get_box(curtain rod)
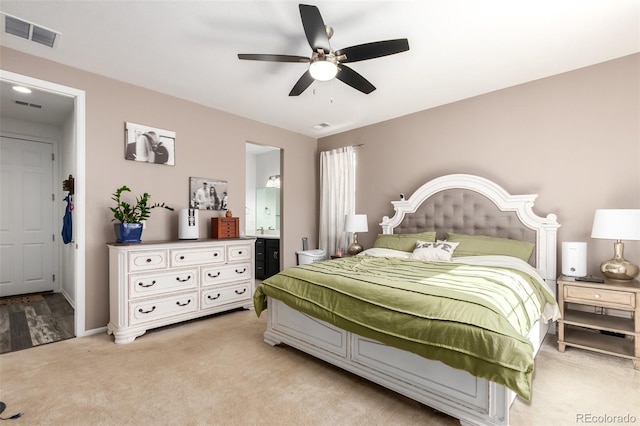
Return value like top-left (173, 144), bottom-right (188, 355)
top-left (320, 144), bottom-right (364, 154)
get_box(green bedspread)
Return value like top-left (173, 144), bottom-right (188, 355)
top-left (253, 256), bottom-right (556, 400)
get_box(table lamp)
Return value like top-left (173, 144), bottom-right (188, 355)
top-left (590, 209), bottom-right (640, 280)
top-left (345, 214), bottom-right (368, 255)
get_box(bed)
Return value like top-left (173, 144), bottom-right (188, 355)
top-left (253, 174), bottom-right (560, 426)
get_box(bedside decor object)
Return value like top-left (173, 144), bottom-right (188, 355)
top-left (110, 185), bottom-right (173, 243)
top-left (189, 177), bottom-right (228, 211)
top-left (345, 214), bottom-right (368, 255)
top-left (561, 242), bottom-right (587, 277)
top-left (591, 209), bottom-right (640, 280)
top-left (124, 122), bottom-right (175, 166)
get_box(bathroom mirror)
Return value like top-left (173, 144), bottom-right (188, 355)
top-left (256, 187), bottom-right (280, 232)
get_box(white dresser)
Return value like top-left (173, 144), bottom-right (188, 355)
top-left (107, 238), bottom-right (255, 344)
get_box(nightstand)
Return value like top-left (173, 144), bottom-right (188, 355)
top-left (557, 275), bottom-right (640, 369)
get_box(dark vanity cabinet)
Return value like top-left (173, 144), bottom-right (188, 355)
top-left (255, 238), bottom-right (280, 280)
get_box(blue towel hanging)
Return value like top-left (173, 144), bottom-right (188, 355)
top-left (62, 194), bottom-right (73, 244)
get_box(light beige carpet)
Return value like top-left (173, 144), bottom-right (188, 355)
top-left (0, 309), bottom-right (638, 425)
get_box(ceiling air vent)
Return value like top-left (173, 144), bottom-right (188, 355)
top-left (312, 122), bottom-right (331, 130)
top-left (15, 100), bottom-right (43, 109)
top-left (2, 13), bottom-right (60, 48)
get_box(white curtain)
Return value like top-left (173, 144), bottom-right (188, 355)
top-left (319, 146), bottom-right (356, 256)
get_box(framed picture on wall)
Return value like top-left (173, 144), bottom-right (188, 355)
top-left (124, 122), bottom-right (176, 166)
top-left (189, 177), bottom-right (228, 210)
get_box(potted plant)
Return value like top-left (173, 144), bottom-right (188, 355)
top-left (111, 185), bottom-right (174, 243)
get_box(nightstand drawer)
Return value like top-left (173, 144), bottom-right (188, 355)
top-left (564, 285), bottom-right (635, 310)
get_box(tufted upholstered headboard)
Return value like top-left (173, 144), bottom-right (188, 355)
top-left (379, 174), bottom-right (560, 283)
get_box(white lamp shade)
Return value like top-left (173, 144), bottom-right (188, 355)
top-left (345, 214), bottom-right (368, 233)
top-left (591, 209), bottom-right (640, 240)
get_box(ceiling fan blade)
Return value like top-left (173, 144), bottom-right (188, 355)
top-left (237, 54), bottom-right (310, 63)
top-left (299, 4), bottom-right (330, 53)
top-left (336, 65), bottom-right (376, 94)
top-left (336, 39), bottom-right (409, 63)
top-left (289, 70), bottom-right (315, 96)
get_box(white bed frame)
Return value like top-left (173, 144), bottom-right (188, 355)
top-left (263, 174), bottom-right (560, 426)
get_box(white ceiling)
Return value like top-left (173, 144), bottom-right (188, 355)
top-left (0, 1), bottom-right (638, 137)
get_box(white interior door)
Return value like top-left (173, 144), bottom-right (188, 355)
top-left (0, 136), bottom-right (54, 297)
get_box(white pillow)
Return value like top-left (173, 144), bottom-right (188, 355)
top-left (357, 247), bottom-right (413, 259)
top-left (410, 240), bottom-right (459, 262)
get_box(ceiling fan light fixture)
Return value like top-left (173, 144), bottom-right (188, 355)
top-left (309, 56), bottom-right (338, 81)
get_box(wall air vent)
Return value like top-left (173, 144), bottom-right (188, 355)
top-left (2, 13), bottom-right (60, 48)
top-left (15, 100), bottom-right (43, 109)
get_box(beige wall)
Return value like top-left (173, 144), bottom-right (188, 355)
top-left (2, 46), bottom-right (639, 331)
top-left (318, 54), bottom-right (640, 276)
top-left (1, 47), bottom-right (318, 331)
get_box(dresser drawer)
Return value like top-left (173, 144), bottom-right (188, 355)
top-left (129, 291), bottom-right (198, 325)
top-left (128, 250), bottom-right (168, 272)
top-left (228, 244), bottom-right (252, 262)
top-left (129, 268), bottom-right (198, 299)
top-left (201, 283), bottom-right (251, 310)
top-left (201, 263), bottom-right (251, 287)
top-left (170, 246), bottom-right (225, 266)
top-left (564, 285), bottom-right (635, 310)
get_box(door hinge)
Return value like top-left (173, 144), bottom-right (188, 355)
top-left (52, 153), bottom-right (55, 161)
top-left (52, 233), bottom-right (55, 242)
top-left (53, 274), bottom-right (55, 282)
top-left (52, 193), bottom-right (55, 201)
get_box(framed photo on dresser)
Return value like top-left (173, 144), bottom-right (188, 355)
top-left (189, 177), bottom-right (228, 211)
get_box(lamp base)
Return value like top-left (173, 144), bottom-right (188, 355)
top-left (600, 259), bottom-right (639, 281)
top-left (347, 233), bottom-right (364, 256)
top-left (347, 242), bottom-right (363, 256)
top-left (601, 241), bottom-right (639, 281)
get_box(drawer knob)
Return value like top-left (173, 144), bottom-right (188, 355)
top-left (138, 306), bottom-right (156, 314)
top-left (594, 294), bottom-right (601, 299)
top-left (176, 299), bottom-right (191, 307)
top-left (179, 255), bottom-right (185, 260)
top-left (176, 275), bottom-right (192, 282)
top-left (138, 280), bottom-right (156, 288)
top-left (146, 258), bottom-right (152, 263)
top-left (208, 293), bottom-right (221, 300)
top-left (238, 251), bottom-right (243, 255)
top-left (235, 288), bottom-right (247, 295)
top-left (235, 268), bottom-right (247, 274)
top-left (214, 253), bottom-right (219, 257)
top-left (208, 272), bottom-right (221, 278)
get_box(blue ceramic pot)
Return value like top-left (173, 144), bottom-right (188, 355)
top-left (114, 223), bottom-right (143, 243)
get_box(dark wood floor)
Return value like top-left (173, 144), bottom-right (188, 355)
top-left (0, 293), bottom-right (74, 354)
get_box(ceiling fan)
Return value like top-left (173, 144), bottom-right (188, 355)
top-left (238, 4), bottom-right (410, 96)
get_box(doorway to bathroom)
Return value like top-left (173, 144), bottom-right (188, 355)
top-left (245, 142), bottom-right (282, 279)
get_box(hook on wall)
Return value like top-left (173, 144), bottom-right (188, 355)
top-left (62, 174), bottom-right (75, 195)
